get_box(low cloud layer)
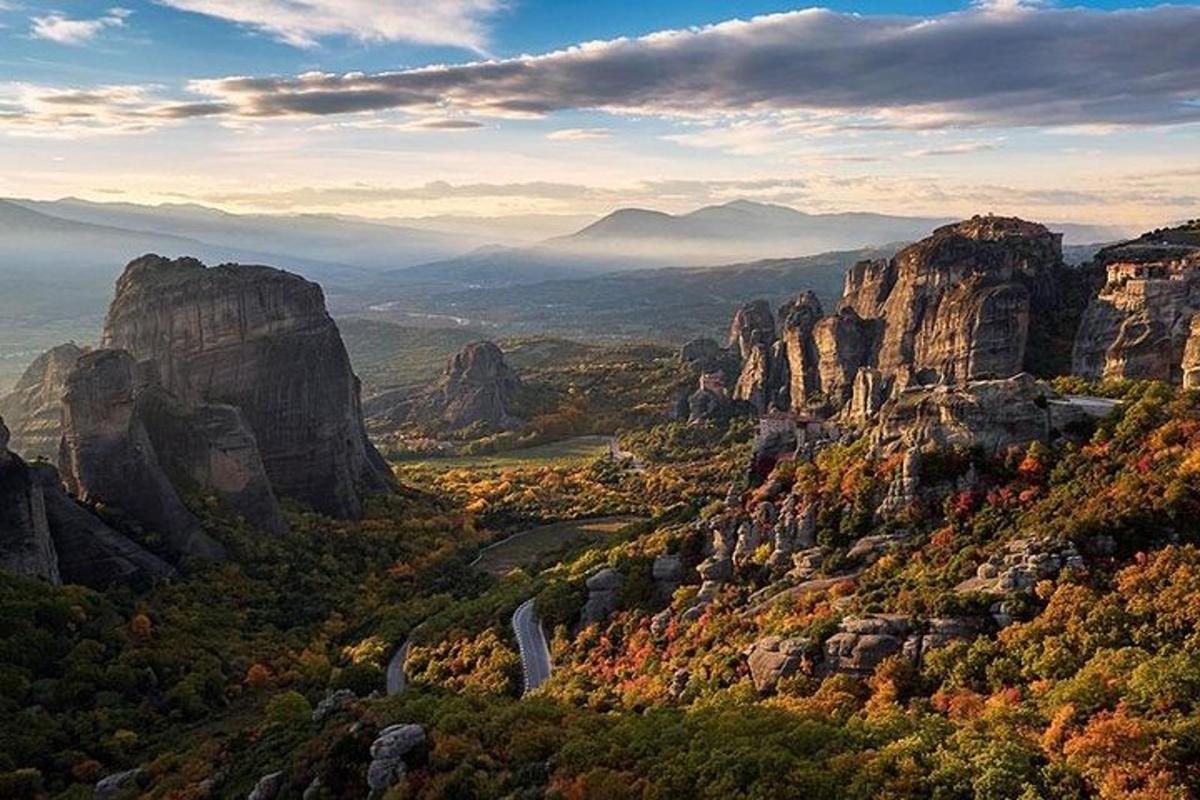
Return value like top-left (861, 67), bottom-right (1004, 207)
top-left (4, 5), bottom-right (1199, 136)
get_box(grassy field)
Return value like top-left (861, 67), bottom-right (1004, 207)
top-left (393, 435), bottom-right (614, 472)
top-left (472, 516), bottom-right (643, 577)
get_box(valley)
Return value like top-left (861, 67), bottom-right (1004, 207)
top-left (1, 215), bottom-right (1198, 800)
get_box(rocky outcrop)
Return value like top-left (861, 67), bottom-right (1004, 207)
top-left (2, 414), bottom-right (172, 588)
top-left (652, 554), bottom-right (683, 601)
top-left (823, 614), bottom-right (911, 677)
top-left (95, 768), bottom-right (147, 800)
top-left (367, 724), bottom-right (426, 794)
top-left (102, 255), bottom-right (391, 519)
top-left (728, 300), bottom-right (776, 360)
top-left (726, 217), bottom-right (1063, 421)
top-left (580, 567), bottom-right (624, 626)
top-left (1184, 315), bottom-right (1200, 389)
top-left (0, 418), bottom-right (60, 583)
top-left (745, 636), bottom-right (810, 693)
top-left (431, 341), bottom-right (522, 430)
top-left (876, 447), bottom-right (921, 517)
top-left (33, 463), bottom-right (175, 587)
top-left (59, 349), bottom-right (225, 560)
top-left (248, 772), bottom-right (284, 800)
top-left (680, 337), bottom-right (722, 368)
top-left (872, 373), bottom-right (1091, 454)
top-left (1071, 226), bottom-right (1200, 384)
top-left (0, 343), bottom-right (85, 461)
top-left (956, 538), bottom-right (1084, 596)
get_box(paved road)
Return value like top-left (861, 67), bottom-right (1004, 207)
top-left (385, 639), bottom-right (411, 695)
top-left (512, 599), bottom-right (553, 694)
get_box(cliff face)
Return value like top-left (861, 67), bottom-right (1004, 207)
top-left (102, 255), bottom-right (391, 518)
top-left (730, 217), bottom-right (1063, 416)
top-left (0, 417), bottom-right (60, 583)
top-left (1, 415), bottom-right (173, 587)
top-left (59, 349), bottom-right (226, 561)
top-left (0, 343), bottom-right (85, 461)
top-left (1071, 226), bottom-right (1200, 384)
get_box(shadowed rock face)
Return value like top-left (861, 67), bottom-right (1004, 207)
top-left (59, 349), bottom-right (226, 561)
top-left (102, 255), bottom-right (391, 519)
top-left (0, 342), bottom-right (85, 461)
top-left (0, 417), bottom-right (60, 583)
top-left (1, 415), bottom-right (173, 587)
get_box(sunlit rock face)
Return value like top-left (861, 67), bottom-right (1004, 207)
top-left (1072, 225), bottom-right (1200, 385)
top-left (0, 342), bottom-right (86, 462)
top-left (102, 255), bottom-right (392, 519)
top-left (730, 216), bottom-right (1065, 417)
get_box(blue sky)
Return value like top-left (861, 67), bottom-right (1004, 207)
top-left (0, 1), bottom-right (1197, 226)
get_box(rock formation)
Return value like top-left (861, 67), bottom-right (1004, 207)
top-left (871, 373), bottom-right (1092, 454)
top-left (367, 724), bottom-right (426, 794)
top-left (429, 341), bottom-right (523, 429)
top-left (1072, 223), bottom-right (1200, 384)
top-left (728, 300), bottom-right (777, 360)
top-left (0, 342), bottom-right (85, 461)
top-left (102, 255), bottom-right (391, 519)
top-left (729, 216), bottom-right (1066, 418)
top-left (0, 417), bottom-right (59, 583)
top-left (59, 349), bottom-right (227, 560)
top-left (2, 414), bottom-right (174, 587)
top-left (580, 567), bottom-right (625, 626)
top-left (745, 636), bottom-right (810, 693)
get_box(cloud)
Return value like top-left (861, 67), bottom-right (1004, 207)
top-left (31, 8), bottom-right (128, 44)
top-left (546, 128), bottom-right (612, 141)
top-left (180, 6), bottom-right (1200, 129)
top-left (906, 141), bottom-right (1002, 158)
top-left (6, 5), bottom-right (1200, 137)
top-left (155, 0), bottom-right (500, 50)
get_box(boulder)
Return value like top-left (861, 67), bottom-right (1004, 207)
top-left (580, 567), bottom-right (625, 625)
top-left (823, 614), bottom-right (911, 676)
top-left (680, 337), bottom-right (722, 367)
top-left (248, 771), bottom-right (283, 800)
top-left (312, 689), bottom-right (357, 723)
top-left (367, 724), bottom-right (426, 794)
top-left (652, 554), bottom-right (683, 601)
top-left (745, 636), bottom-right (810, 693)
top-left (102, 255), bottom-right (391, 519)
top-left (95, 768), bottom-right (146, 800)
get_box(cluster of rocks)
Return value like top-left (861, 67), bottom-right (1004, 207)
top-left (958, 538), bottom-right (1085, 597)
top-left (746, 614), bottom-right (986, 692)
top-left (370, 340), bottom-right (525, 432)
top-left (722, 217), bottom-right (1068, 423)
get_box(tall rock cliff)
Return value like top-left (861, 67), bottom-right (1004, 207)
top-left (1, 415), bottom-right (173, 587)
top-left (0, 417), bottom-right (60, 583)
top-left (102, 255), bottom-right (391, 518)
top-left (59, 349), bottom-right (226, 560)
top-left (1072, 223), bottom-right (1200, 384)
top-left (0, 342), bottom-right (85, 461)
top-left (731, 216), bottom-right (1065, 416)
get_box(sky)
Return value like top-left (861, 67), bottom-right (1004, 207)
top-left (0, 0), bottom-right (1197, 226)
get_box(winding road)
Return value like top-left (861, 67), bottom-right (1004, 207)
top-left (512, 598), bottom-right (553, 694)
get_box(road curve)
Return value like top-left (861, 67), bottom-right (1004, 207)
top-left (385, 639), bottom-right (411, 695)
top-left (512, 599), bottom-right (553, 694)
